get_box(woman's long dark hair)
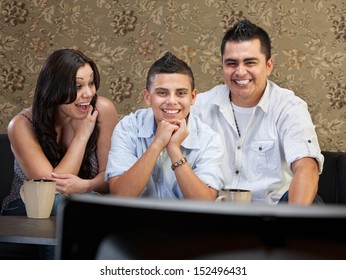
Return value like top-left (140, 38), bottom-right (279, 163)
top-left (32, 49), bottom-right (100, 179)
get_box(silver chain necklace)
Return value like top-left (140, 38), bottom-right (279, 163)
top-left (229, 92), bottom-right (241, 138)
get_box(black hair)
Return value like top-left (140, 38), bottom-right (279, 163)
top-left (221, 19), bottom-right (271, 61)
top-left (146, 51), bottom-right (195, 91)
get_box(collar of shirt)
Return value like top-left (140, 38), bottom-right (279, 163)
top-left (209, 81), bottom-right (271, 114)
top-left (256, 80), bottom-right (271, 114)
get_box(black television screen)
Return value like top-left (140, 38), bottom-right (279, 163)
top-left (55, 194), bottom-right (346, 260)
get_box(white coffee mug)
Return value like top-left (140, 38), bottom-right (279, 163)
top-left (216, 189), bottom-right (252, 203)
top-left (20, 179), bottom-right (56, 219)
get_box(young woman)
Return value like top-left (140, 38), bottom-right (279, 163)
top-left (1, 49), bottom-right (119, 216)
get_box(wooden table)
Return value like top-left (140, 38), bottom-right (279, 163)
top-left (0, 216), bottom-right (56, 246)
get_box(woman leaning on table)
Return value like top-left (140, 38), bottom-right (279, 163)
top-left (1, 48), bottom-right (119, 216)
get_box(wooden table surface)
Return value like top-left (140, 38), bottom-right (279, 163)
top-left (0, 216), bottom-right (56, 246)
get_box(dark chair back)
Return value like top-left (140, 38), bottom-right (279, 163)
top-left (318, 151), bottom-right (346, 204)
top-left (0, 134), bottom-right (14, 209)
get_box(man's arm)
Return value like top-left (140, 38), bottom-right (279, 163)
top-left (109, 141), bottom-right (163, 196)
top-left (289, 157), bottom-right (320, 205)
top-left (109, 120), bottom-right (175, 196)
top-left (166, 119), bottom-right (218, 200)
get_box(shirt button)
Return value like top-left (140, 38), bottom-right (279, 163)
top-left (259, 147), bottom-right (262, 151)
top-left (235, 170), bottom-right (239, 175)
top-left (308, 140), bottom-right (311, 143)
top-left (237, 146), bottom-right (241, 150)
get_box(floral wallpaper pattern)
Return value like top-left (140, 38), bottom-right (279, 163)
top-left (0, 0), bottom-right (345, 151)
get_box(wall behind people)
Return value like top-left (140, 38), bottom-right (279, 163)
top-left (0, 0), bottom-right (344, 151)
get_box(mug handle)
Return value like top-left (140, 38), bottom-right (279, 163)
top-left (215, 195), bottom-right (226, 202)
top-left (19, 185), bottom-right (25, 203)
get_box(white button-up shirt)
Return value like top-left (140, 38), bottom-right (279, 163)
top-left (191, 81), bottom-right (324, 204)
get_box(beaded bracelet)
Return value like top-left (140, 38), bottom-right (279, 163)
top-left (171, 157), bottom-right (187, 170)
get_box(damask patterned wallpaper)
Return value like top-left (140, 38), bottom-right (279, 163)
top-left (0, 0), bottom-right (345, 151)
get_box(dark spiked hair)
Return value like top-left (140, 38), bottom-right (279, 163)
top-left (146, 51), bottom-right (195, 91)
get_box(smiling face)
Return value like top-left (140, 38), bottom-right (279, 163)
top-left (144, 73), bottom-right (197, 124)
top-left (223, 39), bottom-right (273, 107)
top-left (58, 63), bottom-right (96, 119)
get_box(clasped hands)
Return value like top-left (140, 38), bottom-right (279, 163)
top-left (154, 119), bottom-right (189, 152)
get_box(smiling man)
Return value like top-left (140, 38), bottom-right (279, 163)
top-left (105, 52), bottom-right (224, 200)
top-left (191, 19), bottom-right (324, 205)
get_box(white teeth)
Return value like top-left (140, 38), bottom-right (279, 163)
top-left (163, 109), bottom-right (179, 114)
top-left (78, 102), bottom-right (90, 106)
top-left (236, 79), bottom-right (251, 85)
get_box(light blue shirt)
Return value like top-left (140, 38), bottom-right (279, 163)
top-left (191, 81), bottom-right (324, 204)
top-left (105, 109), bottom-right (224, 199)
